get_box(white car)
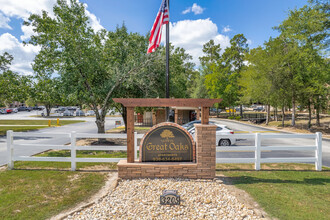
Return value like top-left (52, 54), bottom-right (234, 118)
top-left (86, 110), bottom-right (95, 116)
top-left (187, 124), bottom-right (236, 146)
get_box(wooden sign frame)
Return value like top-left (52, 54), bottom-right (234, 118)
top-left (113, 98), bottom-right (222, 163)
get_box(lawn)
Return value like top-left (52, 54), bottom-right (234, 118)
top-left (0, 120), bottom-right (85, 135)
top-left (217, 163), bottom-right (330, 220)
top-left (0, 169), bottom-right (106, 220)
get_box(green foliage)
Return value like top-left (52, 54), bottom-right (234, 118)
top-left (228, 116), bottom-right (234, 119)
top-left (235, 116), bottom-right (241, 120)
top-left (201, 35), bottom-right (249, 109)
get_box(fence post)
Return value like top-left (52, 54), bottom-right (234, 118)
top-left (7, 130), bottom-right (14, 170)
top-left (134, 132), bottom-right (138, 160)
top-left (255, 133), bottom-right (261, 170)
top-left (315, 132), bottom-right (322, 171)
top-left (71, 131), bottom-right (76, 171)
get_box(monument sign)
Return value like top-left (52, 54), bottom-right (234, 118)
top-left (140, 123), bottom-right (194, 162)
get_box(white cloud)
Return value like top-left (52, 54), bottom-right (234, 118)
top-left (182, 3), bottom-right (204, 15)
top-left (84, 4), bottom-right (104, 32)
top-left (191, 3), bottom-right (204, 15)
top-left (222, 25), bottom-right (231, 33)
top-left (162, 18), bottom-right (230, 66)
top-left (0, 33), bottom-right (40, 75)
top-left (0, 12), bottom-right (12, 29)
top-left (0, 0), bottom-right (104, 74)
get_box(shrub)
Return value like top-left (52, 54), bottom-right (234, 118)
top-left (228, 116), bottom-right (235, 119)
top-left (235, 116), bottom-right (241, 120)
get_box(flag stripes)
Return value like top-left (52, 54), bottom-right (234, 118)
top-left (147, 0), bottom-right (169, 53)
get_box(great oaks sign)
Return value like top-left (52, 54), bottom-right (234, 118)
top-left (140, 123), bottom-right (194, 162)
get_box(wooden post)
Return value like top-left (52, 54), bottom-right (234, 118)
top-left (127, 107), bottom-right (135, 163)
top-left (174, 109), bottom-right (178, 124)
top-left (196, 108), bottom-right (200, 120)
top-left (201, 107), bottom-right (209, 124)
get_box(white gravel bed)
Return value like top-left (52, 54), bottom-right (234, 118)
top-left (65, 178), bottom-right (261, 220)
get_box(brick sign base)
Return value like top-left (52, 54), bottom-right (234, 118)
top-left (118, 124), bottom-right (216, 179)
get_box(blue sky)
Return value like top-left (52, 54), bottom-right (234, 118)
top-left (0, 0), bottom-right (308, 74)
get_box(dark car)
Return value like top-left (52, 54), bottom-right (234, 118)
top-left (253, 106), bottom-right (264, 112)
top-left (33, 106), bottom-right (44, 111)
top-left (17, 106), bottom-right (31, 112)
top-left (55, 107), bottom-right (67, 113)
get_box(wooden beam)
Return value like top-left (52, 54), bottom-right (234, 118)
top-left (201, 107), bottom-right (209, 124)
top-left (113, 98), bottom-right (222, 107)
top-left (127, 107), bottom-right (134, 163)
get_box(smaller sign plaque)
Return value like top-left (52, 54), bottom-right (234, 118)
top-left (160, 190), bottom-right (180, 205)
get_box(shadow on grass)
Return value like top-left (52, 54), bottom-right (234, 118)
top-left (217, 175), bottom-right (330, 185)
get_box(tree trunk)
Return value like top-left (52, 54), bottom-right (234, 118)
top-left (266, 104), bottom-right (270, 125)
top-left (316, 104), bottom-right (321, 127)
top-left (282, 106), bottom-right (285, 127)
top-left (46, 104), bottom-right (51, 117)
top-left (121, 104), bottom-right (127, 133)
top-left (308, 100), bottom-right (312, 129)
top-left (291, 96), bottom-right (296, 126)
top-left (240, 104), bottom-right (243, 118)
top-left (95, 109), bottom-right (106, 143)
top-left (274, 107), bottom-right (278, 122)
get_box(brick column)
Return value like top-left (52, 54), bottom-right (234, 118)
top-left (195, 124), bottom-right (216, 178)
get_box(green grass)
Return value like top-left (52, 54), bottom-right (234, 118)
top-left (0, 120), bottom-right (85, 135)
top-left (0, 170), bottom-right (106, 220)
top-left (217, 163), bottom-right (330, 220)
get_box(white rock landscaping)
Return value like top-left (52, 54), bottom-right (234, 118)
top-left (65, 178), bottom-right (263, 220)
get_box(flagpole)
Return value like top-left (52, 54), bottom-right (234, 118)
top-left (165, 0), bottom-right (170, 121)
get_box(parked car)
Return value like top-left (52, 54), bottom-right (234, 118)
top-left (32, 106), bottom-right (44, 111)
top-left (181, 120), bottom-right (215, 129)
top-left (5, 109), bottom-right (12, 114)
top-left (67, 106), bottom-right (77, 112)
top-left (253, 106), bottom-right (264, 112)
top-left (75, 110), bottom-right (85, 116)
top-left (17, 106), bottom-right (31, 112)
top-left (63, 110), bottom-right (73, 116)
top-left (86, 110), bottom-right (95, 116)
top-left (55, 107), bottom-right (67, 113)
top-left (0, 108), bottom-right (7, 114)
top-left (11, 108), bottom-right (18, 113)
top-left (187, 123), bottom-right (236, 146)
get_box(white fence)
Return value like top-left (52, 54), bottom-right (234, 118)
top-left (7, 130), bottom-right (323, 171)
top-left (6, 130), bottom-right (144, 171)
top-left (216, 132), bottom-right (322, 171)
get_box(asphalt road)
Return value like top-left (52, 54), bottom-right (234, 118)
top-left (0, 115), bottom-right (122, 166)
top-left (211, 118), bottom-right (330, 167)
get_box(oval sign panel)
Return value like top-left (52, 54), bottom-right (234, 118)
top-left (141, 123), bottom-right (194, 162)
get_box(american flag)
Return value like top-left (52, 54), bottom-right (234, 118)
top-left (147, 0), bottom-right (169, 53)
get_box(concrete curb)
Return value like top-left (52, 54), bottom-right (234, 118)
top-left (212, 118), bottom-right (330, 141)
